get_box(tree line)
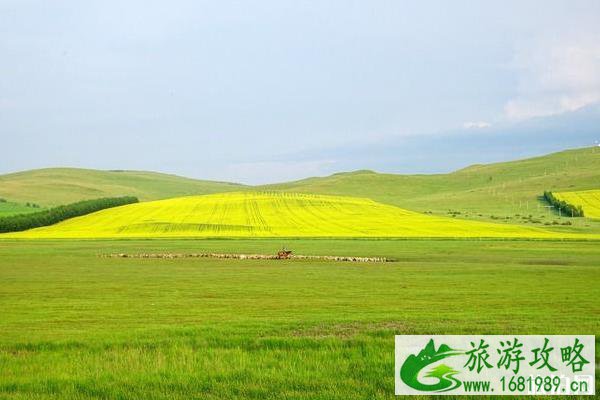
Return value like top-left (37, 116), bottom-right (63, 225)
top-left (543, 191), bottom-right (584, 217)
top-left (0, 196), bottom-right (138, 233)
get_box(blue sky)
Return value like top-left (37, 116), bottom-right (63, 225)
top-left (1, 1), bottom-right (599, 183)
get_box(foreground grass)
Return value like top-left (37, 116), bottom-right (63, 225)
top-left (0, 239), bottom-right (598, 399)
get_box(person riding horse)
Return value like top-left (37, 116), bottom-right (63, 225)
top-left (277, 248), bottom-right (292, 259)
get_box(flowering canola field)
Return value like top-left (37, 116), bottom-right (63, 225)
top-left (554, 189), bottom-right (600, 219)
top-left (3, 192), bottom-right (596, 239)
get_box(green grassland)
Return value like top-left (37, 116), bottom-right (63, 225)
top-left (0, 238), bottom-right (598, 399)
top-left (555, 189), bottom-right (600, 219)
top-left (261, 147), bottom-right (600, 232)
top-left (3, 192), bottom-right (594, 240)
top-left (0, 201), bottom-right (43, 217)
top-left (1, 147), bottom-right (599, 399)
top-left (0, 168), bottom-right (245, 207)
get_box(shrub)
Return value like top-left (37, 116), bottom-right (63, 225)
top-left (0, 196), bottom-right (138, 233)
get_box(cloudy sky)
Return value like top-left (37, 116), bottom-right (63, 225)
top-left (1, 1), bottom-right (599, 183)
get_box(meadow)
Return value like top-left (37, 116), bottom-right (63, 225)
top-left (0, 238), bottom-right (598, 399)
top-left (3, 192), bottom-right (594, 240)
top-left (0, 168), bottom-right (244, 207)
top-left (0, 201), bottom-right (40, 218)
top-left (555, 189), bottom-right (600, 219)
top-left (1, 147), bottom-right (599, 399)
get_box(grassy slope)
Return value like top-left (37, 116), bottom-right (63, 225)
top-left (554, 189), bottom-right (600, 218)
top-left (3, 192), bottom-right (590, 239)
top-left (0, 239), bottom-right (598, 399)
top-left (0, 168), bottom-right (245, 207)
top-left (0, 201), bottom-right (43, 217)
top-left (261, 146), bottom-right (600, 232)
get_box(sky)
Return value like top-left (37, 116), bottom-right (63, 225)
top-left (1, 0), bottom-right (599, 184)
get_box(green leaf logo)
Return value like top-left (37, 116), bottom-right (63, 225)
top-left (400, 339), bottom-right (464, 392)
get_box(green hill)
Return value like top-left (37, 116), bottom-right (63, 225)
top-left (0, 168), bottom-right (245, 207)
top-left (2, 147), bottom-right (599, 232)
top-left (260, 147), bottom-right (600, 232)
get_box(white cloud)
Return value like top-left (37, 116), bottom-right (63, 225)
top-left (463, 121), bottom-right (491, 129)
top-left (505, 34), bottom-right (600, 120)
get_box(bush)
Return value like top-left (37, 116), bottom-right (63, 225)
top-left (543, 191), bottom-right (584, 217)
top-left (0, 196), bottom-right (138, 233)
top-left (0, 198), bottom-right (6, 203)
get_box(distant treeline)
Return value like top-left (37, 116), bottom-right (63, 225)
top-left (0, 196), bottom-right (138, 233)
top-left (543, 191), bottom-right (584, 217)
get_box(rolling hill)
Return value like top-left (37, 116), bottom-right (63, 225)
top-left (0, 168), bottom-right (245, 207)
top-left (260, 147), bottom-right (600, 231)
top-left (3, 192), bottom-right (595, 239)
top-left (2, 147), bottom-right (599, 232)
top-left (554, 189), bottom-right (600, 219)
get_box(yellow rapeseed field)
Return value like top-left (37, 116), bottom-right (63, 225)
top-left (554, 189), bottom-right (600, 219)
top-left (3, 192), bottom-right (596, 239)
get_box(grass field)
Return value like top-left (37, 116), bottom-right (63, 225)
top-left (3, 192), bottom-right (594, 240)
top-left (554, 189), bottom-right (600, 219)
top-left (0, 201), bottom-right (43, 217)
top-left (1, 148), bottom-right (599, 399)
top-left (0, 168), bottom-right (244, 207)
top-left (0, 238), bottom-right (598, 399)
